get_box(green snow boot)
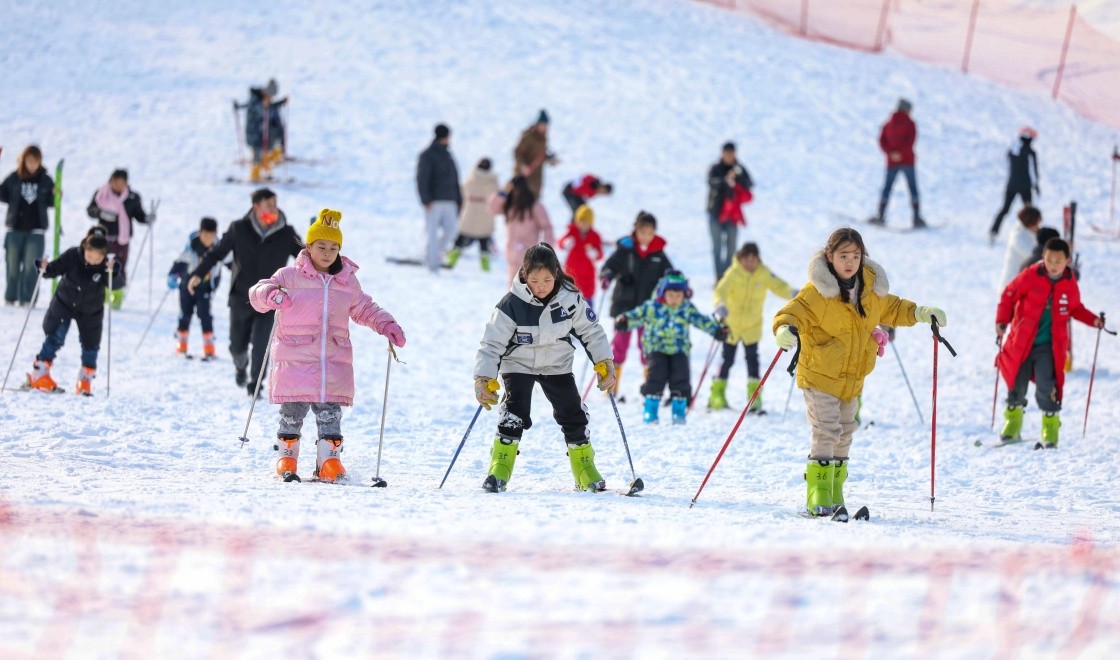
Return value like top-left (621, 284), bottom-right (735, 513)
top-left (480, 252), bottom-right (491, 272)
top-left (832, 459), bottom-right (848, 508)
top-left (746, 377), bottom-right (763, 414)
top-left (444, 248), bottom-right (461, 269)
top-left (1000, 406), bottom-right (1024, 444)
top-left (1040, 412), bottom-right (1060, 449)
top-left (567, 441), bottom-right (606, 492)
top-left (708, 378), bottom-right (728, 410)
top-left (804, 459), bottom-right (835, 516)
top-left (483, 436), bottom-right (519, 492)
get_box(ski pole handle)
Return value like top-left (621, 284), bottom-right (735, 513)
top-left (930, 321), bottom-right (957, 357)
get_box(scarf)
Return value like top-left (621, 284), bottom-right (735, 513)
top-left (95, 183), bottom-right (132, 245)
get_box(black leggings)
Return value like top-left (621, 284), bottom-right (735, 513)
top-left (718, 341), bottom-right (759, 380)
top-left (497, 373), bottom-right (589, 445)
top-left (991, 186), bottom-right (1033, 235)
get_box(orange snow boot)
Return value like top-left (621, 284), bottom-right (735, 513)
top-left (316, 437), bottom-right (347, 482)
top-left (27, 359), bottom-right (57, 392)
top-left (202, 331), bottom-right (216, 359)
top-left (176, 330), bottom-right (189, 355)
top-left (275, 435), bottom-right (301, 482)
top-left (75, 367), bottom-right (95, 397)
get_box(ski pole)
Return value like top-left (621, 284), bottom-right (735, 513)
top-left (2, 268), bottom-right (45, 393)
top-left (238, 313), bottom-right (279, 447)
top-left (688, 338), bottom-right (720, 412)
top-left (929, 321), bottom-right (957, 512)
top-left (990, 336), bottom-right (1002, 430)
top-left (233, 100), bottom-right (245, 164)
top-left (781, 329), bottom-right (802, 420)
top-left (371, 342), bottom-right (401, 488)
top-left (1083, 313), bottom-right (1116, 439)
top-left (439, 404), bottom-right (485, 489)
top-left (690, 348), bottom-right (785, 508)
top-left (124, 222), bottom-right (153, 304)
top-left (608, 392), bottom-right (644, 495)
top-left (890, 339), bottom-right (924, 424)
top-left (106, 254), bottom-right (115, 398)
top-left (148, 203), bottom-right (155, 311)
top-left (136, 286), bottom-right (175, 353)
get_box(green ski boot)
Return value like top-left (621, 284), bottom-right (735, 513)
top-left (804, 459), bottom-right (834, 516)
top-left (1040, 412), bottom-right (1060, 449)
top-left (746, 377), bottom-right (763, 414)
top-left (444, 248), bottom-right (462, 269)
top-left (483, 436), bottom-right (519, 492)
top-left (567, 441), bottom-right (606, 492)
top-left (999, 406), bottom-right (1024, 444)
top-left (708, 378), bottom-right (728, 410)
top-left (480, 252), bottom-right (491, 272)
top-left (832, 459), bottom-right (848, 508)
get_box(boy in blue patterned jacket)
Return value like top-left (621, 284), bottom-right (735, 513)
top-left (616, 271), bottom-right (727, 424)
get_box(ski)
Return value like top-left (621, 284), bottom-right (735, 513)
top-left (17, 383), bottom-right (67, 395)
top-left (975, 437), bottom-right (1023, 448)
top-left (225, 175), bottom-right (298, 185)
top-left (1033, 442), bottom-right (1057, 450)
top-left (183, 354), bottom-right (217, 362)
top-left (385, 256), bottom-right (452, 269)
top-left (51, 159), bottom-right (64, 295)
top-left (799, 504), bottom-right (869, 521)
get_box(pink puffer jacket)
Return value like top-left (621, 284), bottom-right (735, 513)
top-left (249, 251), bottom-right (398, 405)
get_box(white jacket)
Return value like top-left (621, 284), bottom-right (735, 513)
top-left (998, 222), bottom-right (1037, 292)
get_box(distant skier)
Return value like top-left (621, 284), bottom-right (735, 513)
top-left (871, 98), bottom-right (925, 229)
top-left (615, 271), bottom-right (726, 425)
top-left (473, 243), bottom-right (615, 493)
top-left (445, 157), bottom-right (500, 271)
top-left (995, 237), bottom-right (1101, 449)
top-left (249, 209), bottom-right (406, 483)
top-left (86, 169), bottom-right (150, 309)
top-left (561, 173), bottom-right (613, 216)
top-left (706, 142), bottom-right (753, 279)
top-left (557, 204), bottom-right (604, 308)
top-left (243, 78), bottom-right (286, 183)
top-left (773, 227), bottom-right (945, 517)
top-left (990, 127), bottom-right (1040, 244)
top-left (1, 145), bottom-right (54, 306)
top-left (513, 109), bottom-right (558, 198)
top-left (488, 175), bottom-right (554, 285)
top-left (167, 217), bottom-right (222, 358)
top-left (415, 123), bottom-right (462, 273)
top-left (26, 226), bottom-right (121, 396)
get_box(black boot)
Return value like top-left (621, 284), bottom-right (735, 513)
top-left (869, 200), bottom-right (887, 225)
top-left (912, 201), bottom-right (927, 228)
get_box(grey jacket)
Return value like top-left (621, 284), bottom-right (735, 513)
top-left (475, 281), bottom-right (612, 379)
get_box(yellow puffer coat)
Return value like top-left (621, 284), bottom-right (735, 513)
top-left (713, 259), bottom-right (794, 345)
top-left (772, 251), bottom-right (917, 402)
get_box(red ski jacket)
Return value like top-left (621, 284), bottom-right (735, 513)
top-left (879, 111), bottom-right (916, 167)
top-left (558, 223), bottom-right (604, 300)
top-left (996, 263), bottom-right (1097, 401)
top-left (570, 174), bottom-right (602, 200)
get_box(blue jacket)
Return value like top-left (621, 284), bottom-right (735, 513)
top-left (621, 299), bottom-right (720, 356)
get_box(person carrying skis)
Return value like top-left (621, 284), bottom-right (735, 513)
top-left (561, 173), bottom-right (613, 216)
top-left (599, 210), bottom-right (673, 398)
top-left (86, 169), bottom-right (149, 310)
top-left (1, 145), bottom-right (54, 307)
top-left (188, 188), bottom-right (302, 396)
top-left (249, 209), bottom-right (406, 482)
top-left (710, 242), bottom-right (795, 413)
top-left (990, 127), bottom-right (1040, 243)
top-left (871, 98), bottom-right (925, 229)
top-left (473, 243), bottom-right (615, 493)
top-left (773, 227), bottom-right (945, 517)
top-left (557, 204), bottom-right (604, 308)
top-left (513, 109), bottom-right (557, 198)
top-left (244, 78), bottom-right (286, 183)
top-left (26, 226), bottom-right (121, 396)
top-left (167, 217), bottom-right (222, 358)
top-left (446, 157), bottom-right (499, 271)
top-left (706, 142), bottom-right (753, 279)
top-left (489, 175), bottom-right (554, 285)
top-left (616, 270), bottom-right (727, 425)
top-left (995, 237), bottom-right (1101, 449)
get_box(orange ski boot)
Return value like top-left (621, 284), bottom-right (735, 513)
top-left (176, 330), bottom-right (189, 355)
top-left (316, 437), bottom-right (346, 482)
top-left (27, 359), bottom-right (57, 392)
top-left (202, 331), bottom-right (216, 360)
top-left (76, 367), bottom-right (95, 397)
top-left (275, 435), bottom-right (301, 482)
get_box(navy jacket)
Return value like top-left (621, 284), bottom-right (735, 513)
top-left (1, 169), bottom-right (55, 231)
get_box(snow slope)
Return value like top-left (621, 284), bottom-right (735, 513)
top-left (1, 0), bottom-right (1119, 656)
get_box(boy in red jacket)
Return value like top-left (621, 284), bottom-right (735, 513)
top-left (995, 237), bottom-right (1102, 448)
top-left (558, 204), bottom-right (604, 307)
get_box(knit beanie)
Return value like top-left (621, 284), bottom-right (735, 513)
top-left (306, 208), bottom-right (343, 247)
top-left (536, 109), bottom-right (550, 125)
top-left (574, 204), bottom-right (594, 225)
top-left (655, 270), bottom-right (693, 302)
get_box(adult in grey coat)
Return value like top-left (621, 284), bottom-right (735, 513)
top-left (416, 123), bottom-right (463, 272)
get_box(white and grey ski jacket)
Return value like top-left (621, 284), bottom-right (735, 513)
top-left (475, 281), bottom-right (612, 379)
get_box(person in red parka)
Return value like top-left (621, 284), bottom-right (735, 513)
top-left (872, 98), bottom-right (925, 228)
top-left (558, 204), bottom-right (604, 307)
top-left (995, 237), bottom-right (1102, 448)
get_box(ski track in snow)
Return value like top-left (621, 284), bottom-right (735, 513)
top-left (1, 0), bottom-right (1119, 654)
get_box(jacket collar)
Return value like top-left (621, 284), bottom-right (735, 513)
top-left (1033, 263), bottom-right (1072, 281)
top-left (807, 250), bottom-right (888, 299)
top-left (510, 279), bottom-right (572, 306)
top-left (294, 250), bottom-right (357, 283)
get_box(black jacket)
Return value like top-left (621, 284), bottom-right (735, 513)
top-left (1, 169), bottom-right (55, 231)
top-left (1006, 137), bottom-right (1039, 191)
top-left (706, 160), bottom-right (753, 214)
top-left (86, 189), bottom-right (148, 239)
top-left (600, 234), bottom-right (673, 317)
top-left (191, 211), bottom-right (302, 307)
top-left (416, 140), bottom-right (462, 207)
top-left (44, 247), bottom-right (120, 317)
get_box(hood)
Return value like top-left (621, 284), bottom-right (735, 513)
top-left (294, 250), bottom-right (358, 284)
top-left (617, 233), bottom-right (666, 257)
top-left (807, 250), bottom-right (889, 299)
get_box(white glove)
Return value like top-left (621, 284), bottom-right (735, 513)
top-left (775, 325), bottom-right (798, 350)
top-left (714, 304), bottom-right (729, 322)
top-left (916, 306), bottom-right (947, 326)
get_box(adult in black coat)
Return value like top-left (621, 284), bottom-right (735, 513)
top-left (416, 123), bottom-right (462, 272)
top-left (189, 188), bottom-right (302, 395)
top-left (1, 145), bottom-right (54, 305)
top-left (706, 142), bottom-right (753, 279)
top-left (990, 128), bottom-right (1040, 242)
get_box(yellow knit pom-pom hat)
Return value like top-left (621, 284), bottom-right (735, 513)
top-left (306, 208), bottom-right (343, 247)
top-left (574, 204), bottom-right (594, 225)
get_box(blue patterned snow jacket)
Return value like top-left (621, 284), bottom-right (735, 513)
top-left (621, 299), bottom-right (721, 357)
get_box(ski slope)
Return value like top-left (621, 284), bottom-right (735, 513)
top-left (1, 0), bottom-right (1119, 656)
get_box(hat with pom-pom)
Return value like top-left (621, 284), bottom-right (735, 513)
top-left (655, 270), bottom-right (692, 302)
top-left (306, 208), bottom-right (343, 247)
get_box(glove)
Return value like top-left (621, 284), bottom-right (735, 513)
top-left (383, 321), bottom-right (406, 348)
top-left (593, 359), bottom-right (617, 392)
top-left (475, 377), bottom-right (501, 410)
top-left (775, 325), bottom-right (798, 350)
top-left (167, 275), bottom-right (180, 291)
top-left (600, 276), bottom-right (611, 291)
top-left (713, 304), bottom-right (728, 322)
top-left (614, 315), bottom-right (629, 332)
top-left (713, 324), bottom-right (729, 342)
top-left (34, 258), bottom-right (48, 272)
top-left (916, 306), bottom-right (947, 327)
top-left (268, 290), bottom-right (292, 310)
top-left (871, 327), bottom-right (889, 357)
top-left (996, 323), bottom-right (1007, 341)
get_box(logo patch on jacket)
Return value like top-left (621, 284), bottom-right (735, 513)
top-left (93, 274), bottom-right (101, 282)
top-left (515, 332), bottom-right (534, 345)
top-left (586, 307), bottom-right (597, 322)
top-left (550, 304), bottom-right (572, 324)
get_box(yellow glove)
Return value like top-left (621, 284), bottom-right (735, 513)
top-left (775, 325), bottom-right (798, 350)
top-left (593, 359), bottom-right (617, 392)
top-left (474, 377), bottom-right (501, 409)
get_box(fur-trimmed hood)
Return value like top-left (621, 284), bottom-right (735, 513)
top-left (807, 250), bottom-right (889, 299)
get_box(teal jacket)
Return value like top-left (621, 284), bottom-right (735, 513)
top-left (622, 299), bottom-right (721, 356)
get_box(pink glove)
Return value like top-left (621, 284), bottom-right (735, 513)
top-left (871, 328), bottom-right (889, 357)
top-left (383, 321), bottom-right (406, 347)
top-left (269, 290), bottom-right (293, 310)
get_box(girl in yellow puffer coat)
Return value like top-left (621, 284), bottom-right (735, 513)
top-left (772, 227), bottom-right (946, 518)
top-left (710, 242), bottom-right (794, 412)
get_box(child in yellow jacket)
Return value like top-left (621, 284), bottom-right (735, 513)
top-left (772, 228), bottom-right (946, 517)
top-left (710, 242), bottom-right (794, 413)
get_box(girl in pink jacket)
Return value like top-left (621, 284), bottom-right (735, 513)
top-left (489, 175), bottom-right (555, 285)
top-left (249, 209), bottom-right (406, 483)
